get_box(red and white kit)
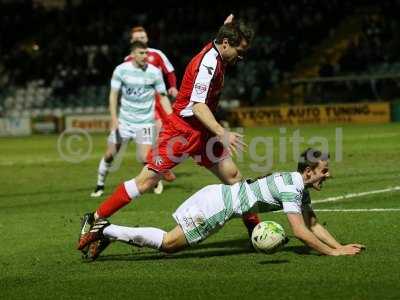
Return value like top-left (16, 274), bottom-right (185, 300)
top-left (147, 42), bottom-right (228, 172)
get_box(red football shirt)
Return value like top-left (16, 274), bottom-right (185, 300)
top-left (173, 42), bottom-right (225, 129)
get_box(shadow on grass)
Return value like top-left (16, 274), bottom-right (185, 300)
top-left (90, 238), bottom-right (252, 262)
top-left (258, 260), bottom-right (289, 265)
top-left (280, 245), bottom-right (318, 255)
top-left (90, 239), bottom-right (312, 262)
top-left (96, 248), bottom-right (252, 262)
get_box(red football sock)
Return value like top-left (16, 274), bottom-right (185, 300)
top-left (96, 184), bottom-right (132, 218)
top-left (242, 213), bottom-right (261, 236)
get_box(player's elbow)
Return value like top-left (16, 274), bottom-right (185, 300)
top-left (192, 102), bottom-right (204, 115)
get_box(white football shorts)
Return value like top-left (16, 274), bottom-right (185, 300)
top-left (173, 184), bottom-right (229, 245)
top-left (107, 122), bottom-right (155, 145)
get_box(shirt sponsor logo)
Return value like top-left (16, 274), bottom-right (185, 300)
top-left (195, 82), bottom-right (207, 95)
top-left (126, 87), bottom-right (145, 97)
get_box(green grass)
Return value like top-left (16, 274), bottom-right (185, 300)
top-left (0, 123), bottom-right (399, 299)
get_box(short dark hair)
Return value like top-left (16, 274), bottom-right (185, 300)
top-left (297, 148), bottom-right (330, 173)
top-left (131, 26), bottom-right (146, 34)
top-left (215, 20), bottom-right (254, 47)
top-left (131, 41), bottom-right (147, 52)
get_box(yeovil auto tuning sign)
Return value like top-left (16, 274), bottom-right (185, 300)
top-left (230, 102), bottom-right (390, 127)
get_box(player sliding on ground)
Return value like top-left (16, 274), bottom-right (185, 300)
top-left (78, 148), bottom-right (365, 259)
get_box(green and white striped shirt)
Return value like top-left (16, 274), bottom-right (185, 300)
top-left (111, 61), bottom-right (166, 126)
top-left (221, 172), bottom-right (311, 218)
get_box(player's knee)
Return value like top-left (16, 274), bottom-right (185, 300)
top-left (104, 153), bottom-right (114, 163)
top-left (224, 169), bottom-right (242, 185)
top-left (136, 180), bottom-right (154, 193)
top-left (105, 145), bottom-right (120, 162)
top-left (136, 175), bottom-right (160, 193)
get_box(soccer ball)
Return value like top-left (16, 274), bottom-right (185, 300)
top-left (251, 221), bottom-right (286, 253)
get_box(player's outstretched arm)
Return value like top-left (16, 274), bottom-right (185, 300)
top-left (192, 102), bottom-right (246, 155)
top-left (303, 209), bottom-right (366, 251)
top-left (192, 102), bottom-right (225, 135)
top-left (287, 213), bottom-right (362, 256)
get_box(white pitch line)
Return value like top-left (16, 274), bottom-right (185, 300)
top-left (0, 156), bottom-right (100, 166)
top-left (313, 186), bottom-right (400, 204)
top-left (313, 208), bottom-right (400, 212)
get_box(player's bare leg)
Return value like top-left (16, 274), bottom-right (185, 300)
top-left (160, 225), bottom-right (188, 253)
top-left (209, 157), bottom-right (261, 237)
top-left (94, 166), bottom-right (162, 220)
top-left (82, 166), bottom-right (162, 259)
top-left (136, 143), bottom-right (152, 164)
top-left (208, 157), bottom-right (242, 184)
top-left (136, 143), bottom-right (165, 194)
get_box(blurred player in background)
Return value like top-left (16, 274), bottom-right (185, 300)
top-left (79, 148), bottom-right (365, 259)
top-left (125, 26), bottom-right (178, 192)
top-left (91, 41), bottom-right (168, 198)
top-left (126, 26), bottom-right (179, 98)
top-left (80, 16), bottom-right (262, 259)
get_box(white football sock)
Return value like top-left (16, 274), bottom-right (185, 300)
top-left (124, 179), bottom-right (141, 198)
top-left (104, 225), bottom-right (165, 250)
top-left (97, 157), bottom-right (112, 186)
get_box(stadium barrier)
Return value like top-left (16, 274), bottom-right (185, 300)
top-left (31, 115), bottom-right (64, 134)
top-left (65, 114), bottom-right (110, 133)
top-left (0, 117), bottom-right (31, 136)
top-left (0, 102), bottom-right (396, 137)
top-left (229, 102), bottom-right (391, 127)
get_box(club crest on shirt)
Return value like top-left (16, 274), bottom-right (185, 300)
top-left (148, 56), bottom-right (154, 63)
top-left (195, 82), bottom-right (207, 95)
top-left (154, 156), bottom-right (164, 166)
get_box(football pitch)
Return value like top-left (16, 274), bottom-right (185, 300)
top-left (1, 123), bottom-right (399, 299)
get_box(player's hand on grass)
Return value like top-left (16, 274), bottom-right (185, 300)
top-left (346, 243), bottom-right (366, 249)
top-left (332, 244), bottom-right (364, 256)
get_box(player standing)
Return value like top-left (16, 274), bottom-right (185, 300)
top-left (126, 26), bottom-right (178, 98)
top-left (125, 26), bottom-right (179, 192)
top-left (90, 41), bottom-right (168, 197)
